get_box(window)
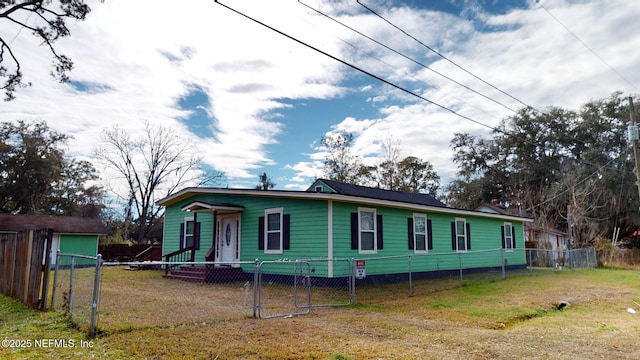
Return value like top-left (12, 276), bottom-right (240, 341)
top-left (184, 219), bottom-right (194, 247)
top-left (258, 209), bottom-right (290, 254)
top-left (502, 223), bottom-right (515, 250)
top-left (265, 208), bottom-right (283, 253)
top-left (359, 209), bottom-right (376, 252)
top-left (408, 215), bottom-right (432, 252)
top-left (180, 217), bottom-right (200, 250)
top-left (414, 214), bottom-right (428, 252)
top-left (452, 218), bottom-right (470, 252)
top-left (351, 209), bottom-right (383, 254)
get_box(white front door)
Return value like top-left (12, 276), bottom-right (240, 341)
top-left (220, 216), bottom-right (239, 264)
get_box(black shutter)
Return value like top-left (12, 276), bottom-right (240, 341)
top-left (451, 222), bottom-right (456, 250)
top-left (194, 222), bottom-right (201, 250)
top-left (283, 214), bottom-right (290, 250)
top-left (376, 214), bottom-right (384, 250)
top-left (351, 213), bottom-right (358, 250)
top-left (501, 225), bottom-right (506, 248)
top-left (179, 223), bottom-right (185, 249)
top-left (466, 223), bottom-right (471, 250)
top-left (258, 216), bottom-right (265, 250)
top-left (512, 226), bottom-right (516, 248)
top-left (407, 218), bottom-right (414, 250)
top-left (427, 219), bottom-right (433, 250)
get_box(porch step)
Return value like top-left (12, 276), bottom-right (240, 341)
top-left (164, 265), bottom-right (248, 283)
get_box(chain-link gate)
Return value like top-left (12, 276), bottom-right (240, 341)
top-left (257, 260), bottom-right (311, 318)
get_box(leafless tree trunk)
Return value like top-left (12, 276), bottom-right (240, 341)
top-left (95, 120), bottom-right (225, 243)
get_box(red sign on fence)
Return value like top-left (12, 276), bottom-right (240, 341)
top-left (355, 260), bottom-right (366, 279)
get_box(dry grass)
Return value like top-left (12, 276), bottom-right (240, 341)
top-left (3, 267), bottom-right (640, 359)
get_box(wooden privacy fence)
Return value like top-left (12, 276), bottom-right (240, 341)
top-left (0, 229), bottom-right (53, 309)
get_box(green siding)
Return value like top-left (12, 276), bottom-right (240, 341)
top-left (163, 194), bottom-right (329, 265)
top-left (331, 201), bottom-right (526, 276)
top-left (59, 234), bottom-right (98, 257)
top-left (163, 191), bottom-right (527, 278)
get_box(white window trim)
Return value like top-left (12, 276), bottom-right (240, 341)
top-left (183, 216), bottom-right (194, 249)
top-left (504, 222), bottom-right (514, 251)
top-left (264, 208), bottom-right (284, 254)
top-left (413, 213), bottom-right (428, 254)
top-left (455, 217), bottom-right (467, 253)
top-left (358, 207), bottom-right (377, 255)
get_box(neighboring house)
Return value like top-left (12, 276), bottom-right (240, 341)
top-left (475, 202), bottom-right (568, 250)
top-left (0, 214), bottom-right (106, 265)
top-left (157, 179), bottom-right (532, 281)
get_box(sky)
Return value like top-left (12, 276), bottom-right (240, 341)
top-left (1, 0), bottom-right (640, 196)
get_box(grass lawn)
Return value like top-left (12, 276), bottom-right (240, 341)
top-left (2, 268), bottom-right (640, 359)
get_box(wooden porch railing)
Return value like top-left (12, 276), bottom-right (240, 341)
top-left (163, 246), bottom-right (196, 275)
top-left (134, 245), bottom-right (154, 261)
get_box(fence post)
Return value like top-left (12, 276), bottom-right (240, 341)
top-left (68, 256), bottom-right (75, 312)
top-left (350, 258), bottom-right (356, 305)
top-left (458, 253), bottom-right (463, 285)
top-left (90, 254), bottom-right (102, 336)
top-left (50, 250), bottom-right (61, 309)
top-left (501, 248), bottom-right (506, 279)
top-left (408, 255), bottom-right (413, 297)
top-left (528, 249), bottom-right (532, 273)
top-left (253, 259), bottom-right (259, 318)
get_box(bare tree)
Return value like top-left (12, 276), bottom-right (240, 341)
top-left (0, 1), bottom-right (99, 100)
top-left (321, 132), bottom-right (364, 184)
top-left (255, 172), bottom-right (275, 190)
top-left (95, 120), bottom-right (225, 243)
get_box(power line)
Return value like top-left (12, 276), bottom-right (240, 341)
top-left (536, 1), bottom-right (639, 92)
top-left (356, 0), bottom-right (535, 111)
top-left (215, 0), bottom-right (631, 216)
top-left (214, 0), bottom-right (504, 134)
top-left (298, 2), bottom-right (499, 120)
top-left (299, 0), bottom-right (519, 113)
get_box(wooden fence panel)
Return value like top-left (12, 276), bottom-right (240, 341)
top-left (0, 229), bottom-right (52, 309)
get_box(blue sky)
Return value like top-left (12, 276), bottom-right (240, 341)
top-left (1, 0), bottom-right (639, 196)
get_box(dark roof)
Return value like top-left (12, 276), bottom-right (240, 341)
top-left (317, 179), bottom-right (446, 208)
top-left (0, 214), bottom-right (107, 234)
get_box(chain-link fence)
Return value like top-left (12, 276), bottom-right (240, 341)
top-left (52, 248), bottom-right (597, 335)
top-left (257, 258), bottom-right (353, 318)
top-left (97, 261), bottom-right (256, 333)
top-left (50, 252), bottom-right (101, 335)
top-left (525, 248), bottom-right (598, 270)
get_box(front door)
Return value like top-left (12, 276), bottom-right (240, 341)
top-left (219, 215), bottom-right (240, 265)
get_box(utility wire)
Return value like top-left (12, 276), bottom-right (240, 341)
top-left (537, 1), bottom-right (639, 92)
top-left (299, 0), bottom-right (519, 113)
top-left (357, 0), bottom-right (536, 111)
top-left (298, 5), bottom-right (498, 120)
top-left (214, 0), bottom-right (504, 134)
top-left (215, 0), bottom-right (629, 214)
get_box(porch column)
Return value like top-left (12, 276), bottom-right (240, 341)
top-left (212, 210), bottom-right (218, 260)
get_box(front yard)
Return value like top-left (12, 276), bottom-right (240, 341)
top-left (2, 268), bottom-right (640, 359)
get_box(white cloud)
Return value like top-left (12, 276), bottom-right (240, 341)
top-left (2, 0), bottom-right (639, 195)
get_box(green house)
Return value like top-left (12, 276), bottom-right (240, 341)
top-left (157, 179), bottom-right (532, 281)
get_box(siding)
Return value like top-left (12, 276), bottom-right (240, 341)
top-left (163, 192), bottom-right (527, 278)
top-left (59, 234), bottom-right (98, 258)
top-left (332, 201), bottom-right (525, 276)
top-left (163, 194), bottom-right (329, 265)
